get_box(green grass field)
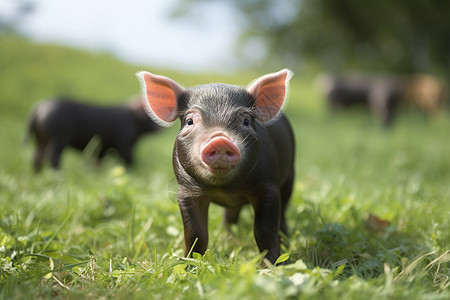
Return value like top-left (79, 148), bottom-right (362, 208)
top-left (1, 35), bottom-right (449, 299)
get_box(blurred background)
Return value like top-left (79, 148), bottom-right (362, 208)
top-left (0, 0), bottom-right (240, 72)
top-left (2, 0), bottom-right (449, 75)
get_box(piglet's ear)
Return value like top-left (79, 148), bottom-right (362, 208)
top-left (247, 69), bottom-right (293, 122)
top-left (136, 71), bottom-right (185, 127)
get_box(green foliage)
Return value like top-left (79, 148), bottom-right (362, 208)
top-left (175, 0), bottom-right (450, 75)
top-left (1, 36), bottom-right (449, 299)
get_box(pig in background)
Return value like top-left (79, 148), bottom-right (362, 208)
top-left (25, 97), bottom-right (162, 172)
top-left (316, 73), bottom-right (446, 127)
top-left (137, 69), bottom-right (295, 264)
top-left (402, 74), bottom-right (446, 115)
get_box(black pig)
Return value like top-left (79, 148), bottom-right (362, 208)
top-left (317, 74), bottom-right (404, 127)
top-left (25, 97), bottom-right (161, 172)
top-left (137, 69), bottom-right (295, 264)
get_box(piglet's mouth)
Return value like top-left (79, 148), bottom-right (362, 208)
top-left (200, 134), bottom-right (241, 175)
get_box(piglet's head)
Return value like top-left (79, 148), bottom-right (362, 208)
top-left (136, 69), bottom-right (293, 185)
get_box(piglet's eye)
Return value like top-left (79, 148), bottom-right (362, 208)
top-left (187, 118), bottom-right (194, 125)
top-left (243, 118), bottom-right (250, 126)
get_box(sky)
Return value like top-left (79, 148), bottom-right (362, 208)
top-left (0, 0), bottom-right (242, 71)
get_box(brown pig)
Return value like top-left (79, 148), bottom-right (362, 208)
top-left (137, 69), bottom-right (295, 264)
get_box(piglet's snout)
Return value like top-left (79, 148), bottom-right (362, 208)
top-left (201, 135), bottom-right (241, 173)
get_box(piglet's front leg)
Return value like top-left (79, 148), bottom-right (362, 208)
top-left (251, 190), bottom-right (282, 264)
top-left (178, 194), bottom-right (210, 257)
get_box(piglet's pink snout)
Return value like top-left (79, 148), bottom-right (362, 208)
top-left (201, 136), bottom-right (241, 172)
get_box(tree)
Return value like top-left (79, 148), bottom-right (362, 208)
top-left (175, 0), bottom-right (450, 76)
top-left (0, 0), bottom-right (35, 34)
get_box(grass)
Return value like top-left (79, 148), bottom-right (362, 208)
top-left (1, 35), bottom-right (449, 299)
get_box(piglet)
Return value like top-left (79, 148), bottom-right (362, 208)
top-left (25, 97), bottom-right (161, 172)
top-left (137, 70), bottom-right (295, 264)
